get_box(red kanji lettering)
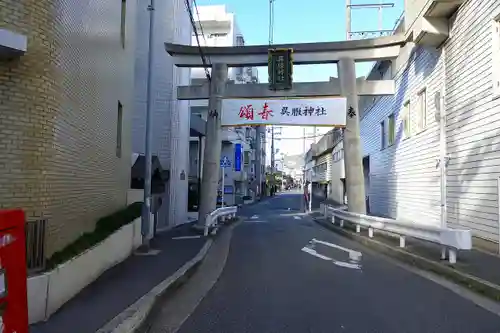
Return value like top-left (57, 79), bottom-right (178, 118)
top-left (258, 102), bottom-right (274, 120)
top-left (239, 104), bottom-right (254, 120)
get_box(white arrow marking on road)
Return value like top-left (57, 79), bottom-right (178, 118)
top-left (251, 215), bottom-right (259, 219)
top-left (172, 235), bottom-right (202, 240)
top-left (293, 216), bottom-right (302, 220)
top-left (311, 238), bottom-right (362, 262)
top-left (301, 246), bottom-right (332, 260)
top-left (302, 239), bottom-right (362, 270)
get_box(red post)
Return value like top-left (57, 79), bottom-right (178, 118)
top-left (0, 210), bottom-right (28, 333)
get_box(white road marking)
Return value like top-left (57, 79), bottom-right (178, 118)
top-left (311, 238), bottom-right (362, 261)
top-left (333, 261), bottom-right (362, 270)
top-left (251, 215), bottom-right (259, 219)
top-left (172, 235), bottom-right (202, 240)
top-left (244, 220), bottom-right (268, 223)
top-left (293, 216), bottom-right (302, 220)
top-left (302, 239), bottom-right (362, 270)
top-left (301, 247), bottom-right (332, 260)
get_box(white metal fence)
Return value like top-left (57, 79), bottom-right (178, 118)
top-left (204, 206), bottom-right (238, 236)
top-left (321, 204), bottom-right (472, 264)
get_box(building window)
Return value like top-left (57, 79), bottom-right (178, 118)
top-left (116, 102), bottom-right (123, 158)
top-left (333, 148), bottom-right (344, 162)
top-left (493, 16), bottom-right (500, 98)
top-left (402, 100), bottom-right (411, 138)
top-left (416, 89), bottom-right (427, 132)
top-left (120, 0), bottom-right (126, 48)
top-left (380, 120), bottom-right (386, 149)
top-left (388, 113), bottom-right (395, 146)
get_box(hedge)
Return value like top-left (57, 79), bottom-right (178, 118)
top-left (45, 202), bottom-right (142, 270)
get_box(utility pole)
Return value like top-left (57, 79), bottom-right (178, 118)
top-left (302, 127), bottom-right (306, 188)
top-left (270, 126), bottom-right (275, 195)
top-left (346, 0), bottom-right (395, 40)
top-left (141, 0), bottom-right (156, 249)
top-left (346, 0), bottom-right (351, 40)
top-left (255, 126), bottom-right (262, 198)
top-left (268, 0), bottom-right (275, 45)
top-left (268, 0), bottom-right (275, 196)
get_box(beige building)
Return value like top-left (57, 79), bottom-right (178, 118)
top-left (0, 0), bottom-right (136, 261)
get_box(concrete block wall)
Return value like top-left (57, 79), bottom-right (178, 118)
top-left (0, 0), bottom-right (136, 256)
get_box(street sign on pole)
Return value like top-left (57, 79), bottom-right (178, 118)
top-left (220, 156), bottom-right (231, 168)
top-left (220, 156), bottom-right (231, 208)
top-left (268, 48), bottom-right (293, 91)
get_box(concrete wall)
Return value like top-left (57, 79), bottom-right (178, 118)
top-left (329, 141), bottom-right (345, 203)
top-left (0, 0), bottom-right (136, 255)
top-left (358, 0), bottom-right (500, 243)
top-left (27, 218), bottom-right (142, 324)
top-left (133, 0), bottom-right (191, 230)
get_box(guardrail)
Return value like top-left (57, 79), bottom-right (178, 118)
top-left (204, 206), bottom-right (238, 236)
top-left (321, 204), bottom-right (472, 264)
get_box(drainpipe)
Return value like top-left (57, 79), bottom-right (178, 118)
top-left (439, 47), bottom-right (448, 229)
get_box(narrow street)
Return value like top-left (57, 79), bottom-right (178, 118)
top-left (159, 192), bottom-right (500, 333)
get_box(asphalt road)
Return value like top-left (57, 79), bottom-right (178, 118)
top-left (176, 192), bottom-right (500, 333)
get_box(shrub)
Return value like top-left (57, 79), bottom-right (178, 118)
top-left (46, 202), bottom-right (142, 270)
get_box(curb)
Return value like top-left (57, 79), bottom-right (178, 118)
top-left (312, 217), bottom-right (500, 302)
top-left (95, 239), bottom-right (214, 333)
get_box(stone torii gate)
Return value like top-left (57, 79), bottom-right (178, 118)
top-left (165, 34), bottom-right (406, 226)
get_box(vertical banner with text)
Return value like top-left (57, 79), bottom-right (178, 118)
top-left (234, 143), bottom-right (242, 171)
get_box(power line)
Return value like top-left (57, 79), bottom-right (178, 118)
top-left (192, 0), bottom-right (211, 64)
top-left (185, 0), bottom-right (211, 81)
top-left (275, 133), bottom-right (329, 140)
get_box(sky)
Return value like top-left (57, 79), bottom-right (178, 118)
top-left (196, 0), bottom-right (404, 165)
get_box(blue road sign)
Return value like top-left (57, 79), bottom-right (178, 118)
top-left (220, 156), bottom-right (231, 168)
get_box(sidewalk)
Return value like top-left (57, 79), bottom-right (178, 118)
top-left (30, 222), bottom-right (207, 333)
top-left (312, 200), bottom-right (500, 301)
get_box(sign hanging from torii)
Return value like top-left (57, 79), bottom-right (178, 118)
top-left (221, 97), bottom-right (347, 127)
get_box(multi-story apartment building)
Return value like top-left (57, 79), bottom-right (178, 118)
top-left (331, 0), bottom-right (500, 249)
top-left (0, 1), bottom-right (136, 262)
top-left (132, 0), bottom-right (192, 230)
top-left (188, 5), bottom-right (264, 207)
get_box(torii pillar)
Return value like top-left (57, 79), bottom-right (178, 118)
top-left (339, 58), bottom-right (366, 214)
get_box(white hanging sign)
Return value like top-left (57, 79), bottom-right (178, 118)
top-left (221, 97), bottom-right (347, 127)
